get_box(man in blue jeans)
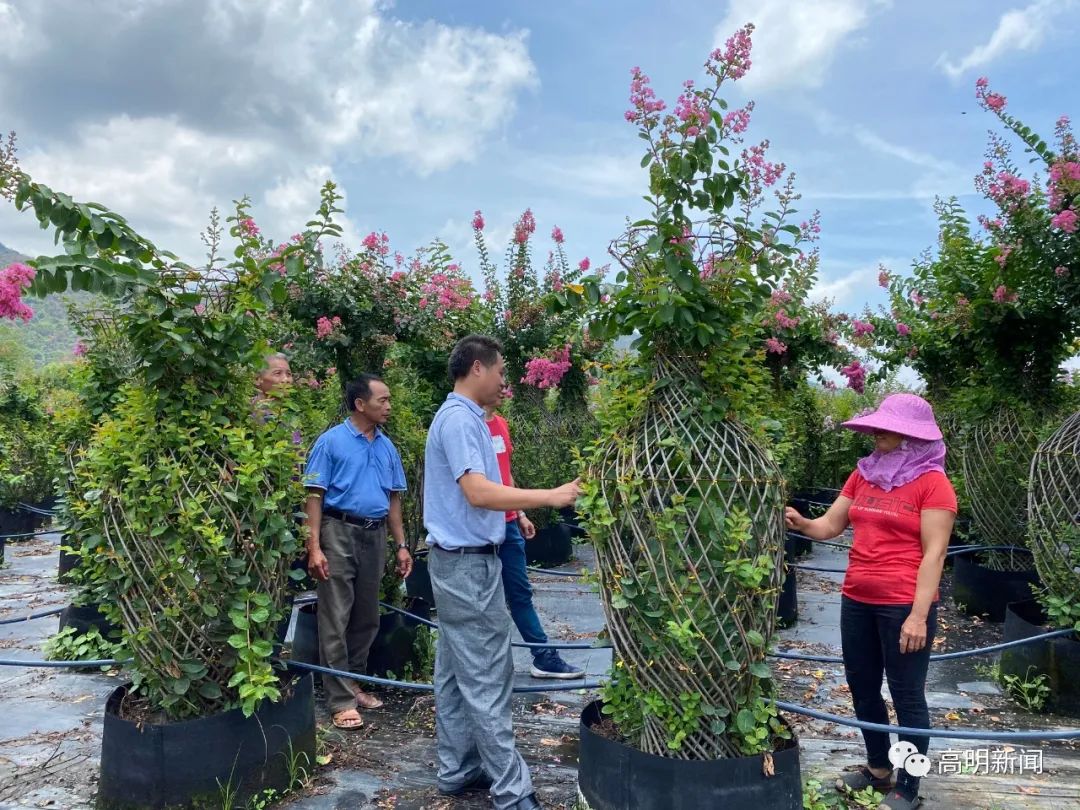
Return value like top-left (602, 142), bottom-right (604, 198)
top-left (485, 401), bottom-right (585, 679)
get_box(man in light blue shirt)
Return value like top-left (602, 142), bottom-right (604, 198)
top-left (424, 335), bottom-right (580, 810)
top-left (304, 373), bottom-right (413, 730)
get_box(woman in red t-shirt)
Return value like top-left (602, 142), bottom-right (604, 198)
top-left (785, 393), bottom-right (956, 810)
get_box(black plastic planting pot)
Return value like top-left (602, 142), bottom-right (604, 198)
top-left (577, 700), bottom-right (802, 809)
top-left (559, 506), bottom-right (587, 539)
top-left (951, 550), bottom-right (1039, 622)
top-left (97, 672), bottom-right (316, 810)
top-left (1001, 599), bottom-right (1080, 717)
top-left (405, 554), bottom-right (436, 605)
top-left (291, 597), bottom-right (431, 678)
top-left (525, 523), bottom-right (574, 568)
top-left (0, 507), bottom-right (36, 539)
top-left (778, 536), bottom-right (798, 628)
top-left (59, 602), bottom-right (121, 640)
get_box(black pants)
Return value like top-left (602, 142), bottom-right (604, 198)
top-left (841, 595), bottom-right (937, 796)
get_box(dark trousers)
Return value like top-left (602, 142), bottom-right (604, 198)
top-left (498, 520), bottom-right (550, 658)
top-left (841, 595), bottom-right (937, 797)
top-left (316, 517), bottom-right (386, 712)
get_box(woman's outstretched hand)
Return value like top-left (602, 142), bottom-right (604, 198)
top-left (784, 507), bottom-right (806, 532)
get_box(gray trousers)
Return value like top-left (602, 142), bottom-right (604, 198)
top-left (429, 548), bottom-right (534, 808)
top-left (316, 517), bottom-right (386, 712)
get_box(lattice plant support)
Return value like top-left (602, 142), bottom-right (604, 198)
top-left (1028, 411), bottom-right (1080, 608)
top-left (588, 359), bottom-right (786, 760)
top-left (962, 409), bottom-right (1040, 571)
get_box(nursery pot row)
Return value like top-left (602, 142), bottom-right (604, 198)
top-left (98, 671), bottom-right (316, 809)
top-left (525, 522), bottom-right (574, 568)
top-left (951, 548), bottom-right (1039, 622)
top-left (1000, 599), bottom-right (1080, 717)
top-left (577, 700), bottom-right (802, 809)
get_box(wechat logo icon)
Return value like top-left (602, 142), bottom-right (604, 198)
top-left (889, 741), bottom-right (932, 778)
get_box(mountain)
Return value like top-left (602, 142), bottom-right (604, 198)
top-left (0, 241), bottom-right (88, 368)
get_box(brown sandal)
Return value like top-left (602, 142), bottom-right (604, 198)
top-left (332, 708), bottom-right (364, 730)
top-left (353, 689), bottom-right (384, 709)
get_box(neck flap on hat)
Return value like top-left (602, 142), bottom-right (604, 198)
top-left (856, 437), bottom-right (947, 492)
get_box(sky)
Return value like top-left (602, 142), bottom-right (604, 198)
top-left (0, 0), bottom-right (1077, 318)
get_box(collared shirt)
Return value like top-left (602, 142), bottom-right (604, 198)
top-left (304, 419), bottom-right (407, 519)
top-left (424, 392), bottom-right (505, 549)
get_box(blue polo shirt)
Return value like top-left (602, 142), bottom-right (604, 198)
top-left (423, 393), bottom-right (505, 549)
top-left (304, 419), bottom-right (407, 519)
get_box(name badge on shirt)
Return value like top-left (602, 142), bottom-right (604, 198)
top-left (491, 434), bottom-right (507, 454)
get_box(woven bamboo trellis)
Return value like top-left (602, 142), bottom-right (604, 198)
top-left (1028, 411), bottom-right (1080, 601)
top-left (961, 409), bottom-right (1039, 571)
top-left (589, 358), bottom-right (785, 760)
top-left (93, 444), bottom-right (295, 714)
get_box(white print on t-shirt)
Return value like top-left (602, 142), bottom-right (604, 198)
top-left (491, 434), bottom-right (507, 454)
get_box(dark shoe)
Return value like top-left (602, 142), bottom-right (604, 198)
top-left (509, 793), bottom-right (542, 810)
top-left (530, 652), bottom-right (585, 679)
top-left (836, 765), bottom-right (894, 793)
top-left (437, 770), bottom-right (493, 796)
top-left (877, 788), bottom-right (921, 809)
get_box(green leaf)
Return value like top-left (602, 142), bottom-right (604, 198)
top-left (746, 630), bottom-right (765, 647)
top-left (749, 662), bottom-right (771, 679)
top-left (736, 708), bottom-right (756, 735)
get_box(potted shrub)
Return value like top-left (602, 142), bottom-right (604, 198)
top-left (869, 84), bottom-right (1080, 620)
top-left (559, 27), bottom-right (812, 808)
top-left (1004, 409), bottom-right (1080, 715)
top-left (1, 142), bottom-right (346, 805)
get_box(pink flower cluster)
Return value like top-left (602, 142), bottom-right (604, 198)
top-left (522, 344), bottom-right (572, 389)
top-left (239, 217), bottom-right (260, 237)
top-left (513, 209), bottom-right (537, 244)
top-left (674, 80), bottom-right (710, 137)
top-left (0, 263), bottom-right (35, 322)
top-left (770, 288), bottom-right (793, 305)
top-left (987, 171), bottom-right (1031, 206)
top-left (975, 78), bottom-right (1006, 112)
top-left (878, 268), bottom-right (891, 288)
top-left (73, 341), bottom-right (87, 357)
top-left (742, 141), bottom-right (785, 188)
top-left (910, 291), bottom-right (926, 306)
top-left (765, 337), bottom-right (787, 355)
top-left (852, 319), bottom-right (875, 337)
top-left (710, 24), bottom-right (753, 82)
top-left (1051, 208), bottom-right (1078, 233)
top-left (723, 102), bottom-right (753, 136)
top-left (362, 231), bottom-right (391, 256)
top-left (840, 360), bottom-right (866, 394)
top-left (774, 310), bottom-right (800, 329)
top-left (551, 225), bottom-right (565, 244)
top-left (578, 257), bottom-right (590, 272)
top-left (992, 285), bottom-right (1018, 304)
top-left (418, 272), bottom-right (475, 318)
top-left (472, 210), bottom-right (485, 231)
top-left (896, 322), bottom-right (911, 336)
top-left (1055, 265), bottom-right (1070, 278)
top-left (315, 315), bottom-right (342, 339)
top-left (625, 66), bottom-right (667, 125)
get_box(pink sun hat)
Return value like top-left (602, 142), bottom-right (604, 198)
top-left (841, 393), bottom-right (943, 441)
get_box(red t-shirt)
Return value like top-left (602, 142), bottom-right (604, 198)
top-left (840, 469), bottom-right (957, 605)
top-left (486, 414), bottom-right (517, 522)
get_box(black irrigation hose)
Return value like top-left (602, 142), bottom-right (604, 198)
top-left (282, 658), bottom-right (603, 693)
top-left (0, 655), bottom-right (1075, 740)
top-left (0, 526), bottom-right (67, 541)
top-left (794, 543), bottom-right (1033, 574)
top-left (770, 627), bottom-right (1077, 663)
top-left (291, 595), bottom-right (608, 651)
top-left (17, 502), bottom-right (58, 517)
top-left (0, 606), bottom-right (64, 625)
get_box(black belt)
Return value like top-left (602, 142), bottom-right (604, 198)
top-left (432, 543), bottom-right (497, 555)
top-left (323, 507), bottom-right (385, 530)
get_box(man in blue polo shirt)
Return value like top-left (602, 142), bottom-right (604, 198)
top-left (424, 335), bottom-right (580, 810)
top-left (304, 373), bottom-right (413, 731)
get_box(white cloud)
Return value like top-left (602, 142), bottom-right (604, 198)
top-left (0, 1), bottom-right (537, 259)
top-left (938, 0), bottom-right (1078, 79)
top-left (715, 0), bottom-right (891, 91)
